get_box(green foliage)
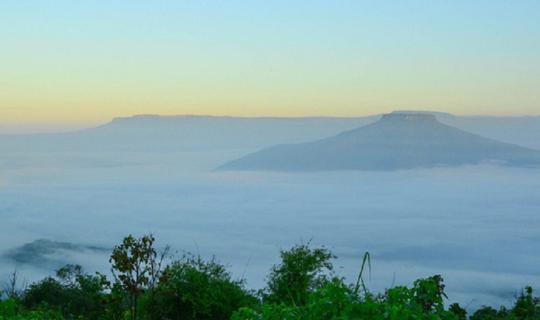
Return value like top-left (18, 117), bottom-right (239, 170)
top-left (22, 277), bottom-right (66, 313)
top-left (2, 235), bottom-right (540, 320)
top-left (233, 279), bottom-right (355, 320)
top-left (109, 234), bottom-right (155, 320)
top-left (21, 265), bottom-right (108, 319)
top-left (109, 234), bottom-right (167, 320)
top-left (449, 303), bottom-right (468, 320)
top-left (470, 287), bottom-right (540, 320)
top-left (354, 252), bottom-right (371, 296)
top-left (234, 275), bottom-right (463, 320)
top-left (512, 286), bottom-right (540, 319)
top-left (375, 277), bottom-right (459, 320)
top-left (471, 306), bottom-right (505, 320)
top-left (0, 306), bottom-right (63, 320)
top-left (0, 298), bottom-right (19, 318)
top-left (234, 245), bottom-right (462, 320)
top-left (412, 274), bottom-right (447, 313)
top-left (264, 243), bottom-right (335, 306)
top-left (148, 254), bottom-right (257, 320)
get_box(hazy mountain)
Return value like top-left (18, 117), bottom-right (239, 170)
top-left (433, 113), bottom-right (540, 150)
top-left (0, 115), bottom-right (376, 152)
top-left (219, 112), bottom-right (540, 171)
top-left (1, 113), bottom-right (540, 154)
top-left (4, 239), bottom-right (108, 270)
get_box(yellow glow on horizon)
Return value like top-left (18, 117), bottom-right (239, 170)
top-left (2, 88), bottom-right (538, 125)
top-left (3, 52), bottom-right (538, 124)
top-left (2, 100), bottom-right (538, 125)
top-left (2, 1), bottom-right (539, 126)
top-left (3, 59), bottom-right (539, 124)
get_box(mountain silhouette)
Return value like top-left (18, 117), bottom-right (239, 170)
top-left (219, 112), bottom-right (540, 171)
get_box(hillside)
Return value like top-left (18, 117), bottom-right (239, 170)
top-left (2, 113), bottom-right (540, 153)
top-left (219, 112), bottom-right (540, 171)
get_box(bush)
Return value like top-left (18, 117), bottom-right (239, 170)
top-left (21, 265), bottom-right (108, 319)
top-left (264, 243), bottom-right (335, 306)
top-left (1, 296), bottom-right (63, 320)
top-left (148, 255), bottom-right (257, 320)
top-left (3, 235), bottom-right (540, 320)
top-left (234, 269), bottom-right (464, 320)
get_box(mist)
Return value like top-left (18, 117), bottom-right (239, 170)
top-left (1, 134), bottom-right (539, 310)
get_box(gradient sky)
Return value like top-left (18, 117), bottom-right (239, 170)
top-left (1, 0), bottom-right (539, 128)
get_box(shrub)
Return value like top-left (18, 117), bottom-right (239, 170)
top-left (264, 243), bottom-right (335, 306)
top-left (21, 265), bottom-right (108, 319)
top-left (5, 235), bottom-right (540, 320)
top-left (148, 255), bottom-right (257, 320)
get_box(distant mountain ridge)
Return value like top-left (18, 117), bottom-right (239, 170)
top-left (0, 115), bottom-right (376, 152)
top-left (1, 112), bottom-right (540, 153)
top-left (219, 112), bottom-right (540, 171)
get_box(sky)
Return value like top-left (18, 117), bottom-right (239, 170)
top-left (1, 0), bottom-right (540, 129)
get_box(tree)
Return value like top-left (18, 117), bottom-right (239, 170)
top-left (109, 234), bottom-right (167, 320)
top-left (512, 286), bottom-right (540, 319)
top-left (471, 306), bottom-right (502, 320)
top-left (21, 264), bottom-right (108, 320)
top-left (2, 270), bottom-right (25, 300)
top-left (412, 275), bottom-right (447, 313)
top-left (150, 255), bottom-right (256, 320)
top-left (22, 277), bottom-right (66, 313)
top-left (449, 303), bottom-right (467, 320)
top-left (264, 243), bottom-right (335, 306)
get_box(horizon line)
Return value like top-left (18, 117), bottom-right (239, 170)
top-left (1, 110), bottom-right (540, 135)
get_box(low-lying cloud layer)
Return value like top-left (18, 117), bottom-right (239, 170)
top-left (2, 115), bottom-right (540, 310)
top-left (1, 149), bottom-right (539, 310)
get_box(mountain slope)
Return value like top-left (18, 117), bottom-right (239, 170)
top-left (2, 113), bottom-right (540, 153)
top-left (219, 113), bottom-right (540, 171)
top-left (0, 115), bottom-right (376, 152)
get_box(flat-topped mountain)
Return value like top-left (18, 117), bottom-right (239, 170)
top-left (219, 112), bottom-right (540, 171)
top-left (0, 115), bottom-right (375, 152)
top-left (2, 113), bottom-right (540, 154)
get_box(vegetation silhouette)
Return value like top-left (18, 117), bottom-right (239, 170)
top-left (1, 234), bottom-right (539, 319)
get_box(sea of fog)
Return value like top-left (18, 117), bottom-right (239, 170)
top-left (1, 150), bottom-right (539, 310)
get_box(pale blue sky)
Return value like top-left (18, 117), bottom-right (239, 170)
top-left (1, 0), bottom-right (539, 126)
